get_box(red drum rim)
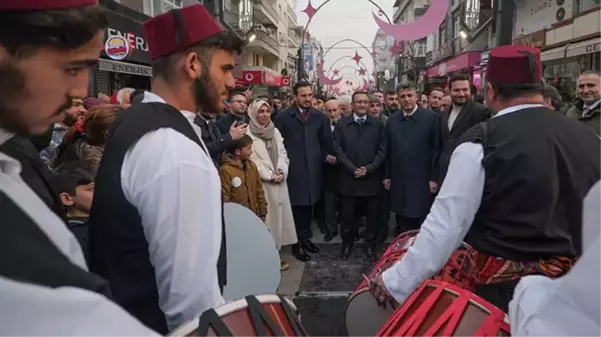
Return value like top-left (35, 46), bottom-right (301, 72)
top-left (169, 294), bottom-right (298, 336)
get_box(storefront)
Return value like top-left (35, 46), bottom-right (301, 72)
top-left (540, 6), bottom-right (600, 101)
top-left (89, 8), bottom-right (152, 97)
top-left (426, 51), bottom-right (481, 89)
top-left (239, 67), bottom-right (291, 98)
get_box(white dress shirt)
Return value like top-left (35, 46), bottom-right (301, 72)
top-left (0, 276), bottom-right (159, 336)
top-left (448, 105), bottom-right (461, 130)
top-left (509, 181), bottom-right (600, 336)
top-left (121, 92), bottom-right (225, 331)
top-left (582, 99), bottom-right (601, 117)
top-left (381, 104), bottom-right (545, 304)
top-left (0, 129), bottom-right (86, 269)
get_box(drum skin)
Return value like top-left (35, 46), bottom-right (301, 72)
top-left (376, 280), bottom-right (510, 336)
top-left (170, 295), bottom-right (308, 336)
top-left (345, 230), bottom-right (478, 337)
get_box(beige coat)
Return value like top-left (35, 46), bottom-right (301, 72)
top-left (248, 128), bottom-right (298, 249)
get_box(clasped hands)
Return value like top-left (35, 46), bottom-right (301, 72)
top-left (354, 166), bottom-right (367, 178)
top-left (270, 169), bottom-right (285, 183)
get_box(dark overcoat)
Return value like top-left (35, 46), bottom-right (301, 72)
top-left (322, 120), bottom-right (339, 193)
top-left (333, 115), bottom-right (386, 197)
top-left (385, 107), bottom-right (440, 218)
top-left (274, 104), bottom-right (329, 206)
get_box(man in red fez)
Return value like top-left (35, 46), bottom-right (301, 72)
top-left (0, 1), bottom-right (158, 335)
top-left (88, 4), bottom-right (245, 334)
top-left (372, 45), bottom-right (600, 313)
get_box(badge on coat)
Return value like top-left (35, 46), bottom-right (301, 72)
top-left (232, 176), bottom-right (242, 188)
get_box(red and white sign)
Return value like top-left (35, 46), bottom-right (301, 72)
top-left (239, 70), bottom-right (291, 87)
top-left (242, 71), bottom-right (262, 85)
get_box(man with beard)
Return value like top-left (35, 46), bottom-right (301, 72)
top-left (0, 0), bottom-right (158, 334)
top-left (373, 90), bottom-right (385, 104)
top-left (436, 74), bottom-right (490, 186)
top-left (274, 81), bottom-right (329, 261)
top-left (373, 45), bottom-right (600, 314)
top-left (87, 4), bottom-right (244, 333)
top-left (216, 91), bottom-right (248, 133)
top-left (440, 94), bottom-right (452, 112)
top-left (383, 90), bottom-right (400, 115)
top-left (39, 97), bottom-right (87, 166)
top-left (195, 105), bottom-right (247, 165)
top-left (566, 71), bottom-right (600, 135)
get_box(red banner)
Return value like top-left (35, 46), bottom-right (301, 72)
top-left (242, 71), bottom-right (262, 85)
top-left (238, 71), bottom-right (291, 87)
top-left (281, 76), bottom-right (291, 87)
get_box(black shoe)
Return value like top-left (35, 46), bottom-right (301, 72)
top-left (340, 243), bottom-right (353, 261)
top-left (302, 239), bottom-right (320, 253)
top-left (323, 233), bottom-right (337, 242)
top-left (292, 243), bottom-right (311, 262)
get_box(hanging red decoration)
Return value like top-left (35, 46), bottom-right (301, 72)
top-left (352, 51), bottom-right (363, 65)
top-left (302, 0), bottom-right (318, 20)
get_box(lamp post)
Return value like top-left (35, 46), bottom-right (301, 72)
top-left (495, 0), bottom-right (514, 46)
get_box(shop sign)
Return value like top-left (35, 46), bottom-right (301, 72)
top-left (99, 59), bottom-right (152, 77)
top-left (263, 71), bottom-right (281, 86)
top-left (242, 71), bottom-right (263, 85)
top-left (586, 42), bottom-right (600, 53)
top-left (102, 10), bottom-right (150, 65)
top-left (514, 0), bottom-right (572, 36)
top-left (240, 71), bottom-right (290, 87)
top-left (513, 30), bottom-right (546, 49)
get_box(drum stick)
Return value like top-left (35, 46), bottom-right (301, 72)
top-left (362, 274), bottom-right (375, 288)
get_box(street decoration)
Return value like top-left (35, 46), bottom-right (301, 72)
top-left (389, 40), bottom-right (402, 57)
top-left (301, 0), bottom-right (317, 20)
top-left (372, 0), bottom-right (448, 41)
top-left (358, 68), bottom-right (367, 76)
top-left (352, 51), bottom-right (363, 65)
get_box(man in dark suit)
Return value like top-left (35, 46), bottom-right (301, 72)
top-left (333, 91), bottom-right (386, 260)
top-left (384, 83), bottom-right (440, 234)
top-left (320, 98), bottom-right (341, 241)
top-left (274, 82), bottom-right (330, 261)
top-left (436, 74), bottom-right (491, 185)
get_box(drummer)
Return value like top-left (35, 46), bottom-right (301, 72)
top-left (88, 4), bottom-right (244, 334)
top-left (372, 45), bottom-right (601, 312)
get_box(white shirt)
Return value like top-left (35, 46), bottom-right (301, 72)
top-left (403, 105), bottom-right (418, 117)
top-left (0, 129), bottom-right (86, 269)
top-left (509, 181), bottom-right (600, 336)
top-left (582, 99), bottom-right (601, 117)
top-left (0, 276), bottom-right (159, 336)
top-left (381, 104), bottom-right (545, 304)
top-left (0, 129), bottom-right (155, 335)
top-left (121, 92), bottom-right (225, 331)
top-left (448, 105), bottom-right (462, 130)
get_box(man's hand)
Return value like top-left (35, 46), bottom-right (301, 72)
top-left (229, 121), bottom-right (248, 140)
top-left (429, 181), bottom-right (438, 194)
top-left (260, 215), bottom-right (266, 222)
top-left (326, 154), bottom-right (337, 165)
top-left (244, 89), bottom-right (253, 102)
top-left (270, 173), bottom-right (279, 181)
top-left (383, 179), bottom-right (391, 190)
top-left (370, 274), bottom-right (397, 309)
top-left (354, 167), bottom-right (367, 178)
top-left (274, 174), bottom-right (284, 183)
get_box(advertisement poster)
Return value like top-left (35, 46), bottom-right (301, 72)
top-left (303, 43), bottom-right (313, 71)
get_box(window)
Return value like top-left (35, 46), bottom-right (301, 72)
top-left (453, 16), bottom-right (460, 37)
top-left (416, 40), bottom-right (426, 57)
top-left (161, 0), bottom-right (182, 12)
top-left (580, 0), bottom-right (600, 12)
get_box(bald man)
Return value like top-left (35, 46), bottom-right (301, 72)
top-left (318, 99), bottom-right (341, 240)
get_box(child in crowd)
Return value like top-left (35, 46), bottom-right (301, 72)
top-left (219, 135), bottom-right (268, 221)
top-left (53, 160), bottom-right (96, 263)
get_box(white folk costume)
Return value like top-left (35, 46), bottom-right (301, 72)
top-left (0, 0), bottom-right (157, 335)
top-left (381, 45), bottom-right (601, 313)
top-left (0, 276), bottom-right (158, 336)
top-left (247, 100), bottom-right (298, 249)
top-left (509, 181), bottom-right (600, 335)
top-left (87, 4), bottom-right (228, 334)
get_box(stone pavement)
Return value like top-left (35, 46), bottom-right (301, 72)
top-left (277, 219), bottom-right (396, 336)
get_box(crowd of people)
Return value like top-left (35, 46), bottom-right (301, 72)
top-left (1, 0), bottom-right (600, 336)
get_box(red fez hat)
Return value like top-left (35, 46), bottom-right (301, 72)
top-left (0, 0), bottom-right (97, 10)
top-left (143, 4), bottom-right (223, 61)
top-left (486, 45), bottom-right (542, 83)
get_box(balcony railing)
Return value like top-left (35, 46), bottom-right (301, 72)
top-left (249, 29), bottom-right (279, 57)
top-left (253, 0), bottom-right (278, 26)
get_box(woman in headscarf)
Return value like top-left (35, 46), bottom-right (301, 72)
top-left (247, 100), bottom-right (298, 271)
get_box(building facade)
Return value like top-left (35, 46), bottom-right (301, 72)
top-left (372, 28), bottom-right (397, 91)
top-left (392, 0), bottom-right (429, 89)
